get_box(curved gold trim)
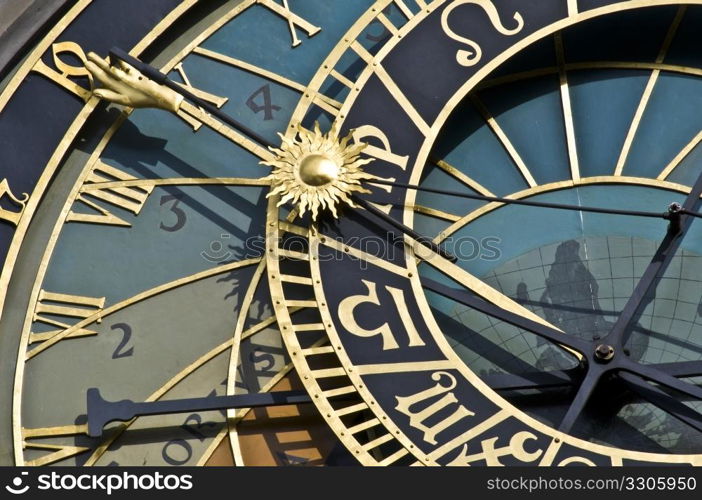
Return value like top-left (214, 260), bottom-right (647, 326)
top-left (227, 208), bottom-right (301, 465)
top-left (477, 61), bottom-right (702, 90)
top-left (12, 112), bottom-right (126, 464)
top-left (226, 259), bottom-right (267, 466)
top-left (399, 1), bottom-right (702, 464)
top-left (614, 6), bottom-right (686, 176)
top-left (0, 1), bottom-right (93, 112)
top-left (29, 258), bottom-right (261, 361)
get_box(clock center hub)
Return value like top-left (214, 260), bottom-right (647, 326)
top-left (594, 344), bottom-right (615, 362)
top-left (263, 123), bottom-right (375, 220)
top-left (299, 154), bottom-right (339, 186)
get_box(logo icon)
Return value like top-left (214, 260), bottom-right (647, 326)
top-left (5, 472), bottom-right (29, 495)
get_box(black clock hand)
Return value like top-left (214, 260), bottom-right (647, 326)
top-left (618, 372), bottom-right (702, 433)
top-left (556, 176), bottom-right (701, 432)
top-left (484, 360), bottom-right (702, 391)
top-left (515, 297), bottom-right (702, 359)
top-left (108, 47), bottom-right (273, 149)
top-left (422, 276), bottom-right (590, 354)
top-left (86, 387), bottom-right (312, 438)
top-left (604, 169), bottom-right (702, 350)
top-left (425, 274), bottom-right (702, 432)
top-left (367, 178), bottom-right (691, 221)
top-left (350, 194), bottom-right (457, 262)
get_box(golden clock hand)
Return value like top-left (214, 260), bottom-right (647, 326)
top-left (88, 47), bottom-right (274, 149)
top-left (85, 52), bottom-right (183, 112)
top-left (418, 239), bottom-right (568, 334)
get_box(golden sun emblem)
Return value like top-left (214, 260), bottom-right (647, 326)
top-left (263, 122), bottom-right (376, 220)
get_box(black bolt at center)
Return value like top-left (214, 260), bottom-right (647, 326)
top-left (594, 344), bottom-right (615, 362)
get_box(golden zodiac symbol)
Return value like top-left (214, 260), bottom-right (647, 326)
top-left (0, 178), bottom-right (29, 226)
top-left (441, 0), bottom-right (524, 67)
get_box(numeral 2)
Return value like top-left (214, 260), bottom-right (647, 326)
top-left (110, 323), bottom-right (134, 359)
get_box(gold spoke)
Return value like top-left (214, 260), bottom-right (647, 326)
top-left (431, 156), bottom-right (496, 197)
top-left (478, 61), bottom-right (702, 91)
top-left (413, 205), bottom-right (461, 222)
top-left (658, 130), bottom-right (702, 180)
top-left (193, 46), bottom-right (341, 113)
top-left (555, 32), bottom-right (580, 182)
top-left (80, 177), bottom-right (269, 191)
top-left (470, 95), bottom-right (537, 188)
top-left (178, 101), bottom-right (273, 161)
top-left (614, 6), bottom-right (686, 176)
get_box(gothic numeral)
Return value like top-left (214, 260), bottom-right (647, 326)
top-left (0, 178), bottom-right (28, 226)
top-left (447, 430), bottom-right (542, 465)
top-left (246, 84), bottom-right (281, 120)
top-left (395, 371), bottom-right (474, 445)
top-left (110, 323), bottom-right (135, 359)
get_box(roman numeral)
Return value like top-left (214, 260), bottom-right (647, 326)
top-left (32, 41), bottom-right (94, 101)
top-left (67, 161), bottom-right (154, 227)
top-left (172, 62), bottom-right (228, 131)
top-left (257, 0), bottom-right (321, 48)
top-left (22, 424), bottom-right (90, 466)
top-left (30, 290), bottom-right (105, 346)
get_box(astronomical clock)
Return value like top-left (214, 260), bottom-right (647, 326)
top-left (1, 0), bottom-right (702, 467)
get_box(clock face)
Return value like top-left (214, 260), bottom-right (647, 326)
top-left (0, 0), bottom-right (363, 467)
top-left (2, 0), bottom-right (702, 469)
top-left (266, 0), bottom-right (702, 466)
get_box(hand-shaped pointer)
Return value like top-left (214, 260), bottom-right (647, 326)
top-left (105, 47), bottom-right (271, 148)
top-left (104, 47), bottom-right (456, 262)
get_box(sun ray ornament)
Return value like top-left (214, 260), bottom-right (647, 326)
top-left (263, 122), bottom-right (377, 220)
